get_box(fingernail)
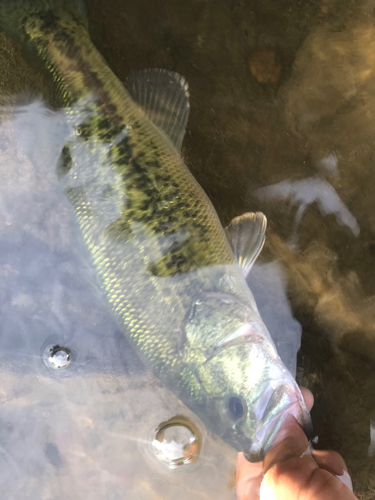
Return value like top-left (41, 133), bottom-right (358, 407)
top-left (335, 470), bottom-right (353, 491)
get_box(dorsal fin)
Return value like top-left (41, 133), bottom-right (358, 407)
top-left (225, 212), bottom-right (267, 277)
top-left (126, 68), bottom-right (190, 153)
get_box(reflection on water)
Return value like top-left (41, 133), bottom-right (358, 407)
top-left (0, 0), bottom-right (374, 498)
top-left (152, 416), bottom-right (202, 469)
top-left (255, 176), bottom-right (360, 247)
top-left (46, 345), bottom-right (72, 369)
top-left (369, 421), bottom-right (375, 458)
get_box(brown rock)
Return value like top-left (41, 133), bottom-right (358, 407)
top-left (249, 50), bottom-right (281, 83)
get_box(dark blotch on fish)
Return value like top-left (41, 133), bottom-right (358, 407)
top-left (45, 442), bottom-right (65, 468)
top-left (56, 144), bottom-right (72, 179)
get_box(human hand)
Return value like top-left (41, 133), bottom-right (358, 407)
top-left (236, 388), bottom-right (358, 499)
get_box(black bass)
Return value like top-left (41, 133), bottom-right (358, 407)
top-left (0, 0), bottom-right (311, 460)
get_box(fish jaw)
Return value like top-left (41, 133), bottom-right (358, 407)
top-left (242, 382), bottom-right (313, 462)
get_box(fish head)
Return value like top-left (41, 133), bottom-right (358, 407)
top-left (198, 341), bottom-right (312, 461)
top-left (184, 293), bottom-right (312, 461)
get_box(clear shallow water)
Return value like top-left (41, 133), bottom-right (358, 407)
top-left (0, 117), bottom-right (237, 499)
top-left (0, 0), bottom-right (375, 498)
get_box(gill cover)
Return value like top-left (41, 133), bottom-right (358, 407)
top-left (183, 293), bottom-right (267, 364)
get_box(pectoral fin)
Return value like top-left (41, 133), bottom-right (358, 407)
top-left (126, 68), bottom-right (190, 153)
top-left (225, 212), bottom-right (267, 277)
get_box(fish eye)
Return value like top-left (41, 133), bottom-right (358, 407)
top-left (228, 396), bottom-right (246, 420)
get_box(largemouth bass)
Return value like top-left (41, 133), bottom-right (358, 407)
top-left (0, 0), bottom-right (311, 460)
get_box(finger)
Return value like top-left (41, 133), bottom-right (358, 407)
top-left (312, 449), bottom-right (347, 476)
top-left (263, 424), bottom-right (356, 499)
top-left (235, 453), bottom-right (263, 500)
top-left (300, 387), bottom-right (314, 411)
top-left (261, 456), bottom-right (358, 500)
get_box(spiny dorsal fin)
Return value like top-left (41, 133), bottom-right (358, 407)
top-left (225, 212), bottom-right (267, 277)
top-left (126, 68), bottom-right (190, 153)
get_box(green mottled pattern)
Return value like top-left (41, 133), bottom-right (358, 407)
top-left (1, 2), bottom-right (311, 458)
top-left (18, 8), bottom-right (240, 383)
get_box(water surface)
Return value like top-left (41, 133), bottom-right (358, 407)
top-left (0, 0), bottom-right (375, 498)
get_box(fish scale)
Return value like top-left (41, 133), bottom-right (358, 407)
top-left (25, 9), bottom-right (232, 336)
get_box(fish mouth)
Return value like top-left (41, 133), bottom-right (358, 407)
top-left (244, 383), bottom-right (313, 463)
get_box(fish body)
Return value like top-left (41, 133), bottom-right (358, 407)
top-left (0, 0), bottom-right (311, 460)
